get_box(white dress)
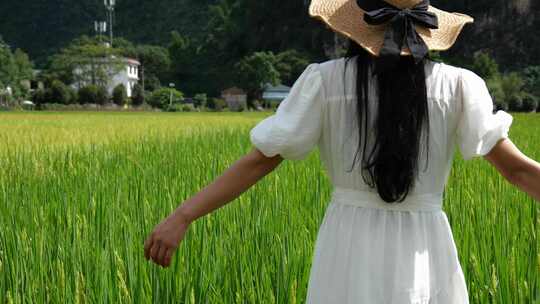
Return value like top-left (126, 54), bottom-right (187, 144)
top-left (249, 56), bottom-right (513, 304)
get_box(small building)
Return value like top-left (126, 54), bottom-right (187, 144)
top-left (221, 87), bottom-right (247, 111)
top-left (262, 83), bottom-right (291, 107)
top-left (183, 97), bottom-right (194, 104)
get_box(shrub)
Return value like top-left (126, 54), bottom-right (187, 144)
top-left (69, 88), bottom-right (78, 105)
top-left (165, 103), bottom-right (183, 112)
top-left (472, 51), bottom-right (500, 79)
top-left (523, 66), bottom-right (540, 98)
top-left (78, 85), bottom-right (98, 104)
top-left (501, 72), bottom-right (525, 111)
top-left (508, 95), bottom-right (524, 112)
top-left (145, 74), bottom-right (161, 92)
top-left (486, 75), bottom-right (504, 107)
top-left (32, 89), bottom-right (47, 105)
top-left (48, 80), bottom-right (72, 104)
top-left (39, 103), bottom-right (84, 111)
top-left (148, 88), bottom-right (184, 109)
top-left (96, 86), bottom-right (109, 105)
top-left (112, 84), bottom-right (127, 106)
top-left (521, 93), bottom-right (538, 112)
top-left (207, 98), bottom-right (226, 111)
top-left (182, 104), bottom-right (195, 112)
top-left (78, 85), bottom-right (108, 105)
top-left (131, 83), bottom-right (145, 106)
top-left (193, 93), bottom-right (207, 108)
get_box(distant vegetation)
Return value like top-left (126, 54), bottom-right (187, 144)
top-left (0, 0), bottom-right (538, 111)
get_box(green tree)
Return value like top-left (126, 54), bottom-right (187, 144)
top-left (500, 72), bottom-right (526, 111)
top-left (112, 83), bottom-right (127, 106)
top-left (148, 88), bottom-right (184, 109)
top-left (523, 66), bottom-right (540, 98)
top-left (0, 40), bottom-right (17, 86)
top-left (78, 84), bottom-right (109, 105)
top-left (0, 37), bottom-right (34, 104)
top-left (135, 45), bottom-right (171, 92)
top-left (193, 93), bottom-right (207, 108)
top-left (275, 50), bottom-right (310, 86)
top-left (143, 74), bottom-right (161, 92)
top-left (521, 93), bottom-right (538, 112)
top-left (234, 51), bottom-right (280, 107)
top-left (168, 31), bottom-right (211, 95)
top-left (112, 37), bottom-right (136, 56)
top-left (472, 51), bottom-right (500, 79)
top-left (48, 35), bottom-right (125, 90)
top-left (96, 86), bottom-right (109, 105)
top-left (131, 83), bottom-right (145, 106)
top-left (47, 80), bottom-right (72, 104)
top-left (13, 48), bottom-right (33, 82)
top-left (206, 97), bottom-right (226, 111)
top-left (0, 42), bottom-right (18, 105)
top-left (486, 76), bottom-right (506, 110)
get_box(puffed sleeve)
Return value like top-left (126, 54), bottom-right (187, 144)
top-left (455, 69), bottom-right (513, 161)
top-left (249, 63), bottom-right (325, 160)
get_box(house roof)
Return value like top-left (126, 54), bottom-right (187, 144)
top-left (125, 57), bottom-right (141, 65)
top-left (264, 83), bottom-right (291, 93)
top-left (77, 55), bottom-right (140, 66)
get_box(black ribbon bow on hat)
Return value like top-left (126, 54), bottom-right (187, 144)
top-left (356, 0), bottom-right (439, 75)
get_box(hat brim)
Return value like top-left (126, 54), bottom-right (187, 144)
top-left (309, 0), bottom-right (474, 56)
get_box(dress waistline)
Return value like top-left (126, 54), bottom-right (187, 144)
top-left (330, 187), bottom-right (443, 212)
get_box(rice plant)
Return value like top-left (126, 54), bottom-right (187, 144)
top-left (0, 112), bottom-right (537, 303)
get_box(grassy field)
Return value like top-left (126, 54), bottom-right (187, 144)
top-left (0, 112), bottom-right (538, 303)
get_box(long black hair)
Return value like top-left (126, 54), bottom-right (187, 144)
top-left (343, 39), bottom-right (432, 203)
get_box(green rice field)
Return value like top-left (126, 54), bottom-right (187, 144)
top-left (0, 112), bottom-right (538, 303)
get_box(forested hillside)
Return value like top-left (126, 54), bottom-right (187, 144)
top-left (0, 0), bottom-right (538, 98)
top-left (1, 0), bottom-right (538, 69)
top-left (0, 0), bottom-right (212, 66)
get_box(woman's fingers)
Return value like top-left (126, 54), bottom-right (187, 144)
top-left (144, 234), bottom-right (154, 260)
top-left (163, 248), bottom-right (174, 267)
top-left (149, 241), bottom-right (160, 262)
top-left (156, 244), bottom-right (167, 267)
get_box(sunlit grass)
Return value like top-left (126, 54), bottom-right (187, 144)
top-left (0, 112), bottom-right (538, 303)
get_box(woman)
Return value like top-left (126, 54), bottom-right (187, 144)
top-left (144, 0), bottom-right (540, 302)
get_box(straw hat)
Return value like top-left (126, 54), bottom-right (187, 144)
top-left (309, 0), bottom-right (474, 57)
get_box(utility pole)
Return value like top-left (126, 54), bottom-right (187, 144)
top-left (169, 83), bottom-right (175, 107)
top-left (104, 0), bottom-right (116, 47)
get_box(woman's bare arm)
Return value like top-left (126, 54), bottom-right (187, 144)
top-left (144, 148), bottom-right (283, 267)
top-left (484, 138), bottom-right (540, 201)
top-left (176, 148), bottom-right (283, 223)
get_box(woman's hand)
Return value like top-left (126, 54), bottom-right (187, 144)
top-left (144, 209), bottom-right (191, 268)
top-left (143, 148), bottom-right (281, 268)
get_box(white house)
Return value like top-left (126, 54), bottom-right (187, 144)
top-left (72, 56), bottom-right (140, 98)
top-left (112, 57), bottom-right (140, 97)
